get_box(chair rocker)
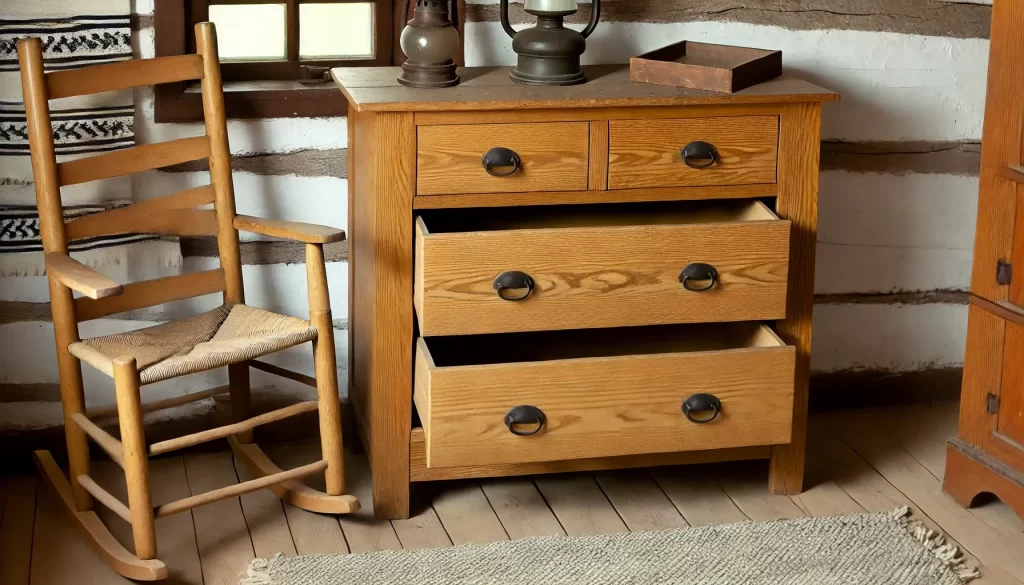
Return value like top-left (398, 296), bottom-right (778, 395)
top-left (17, 22), bottom-right (357, 581)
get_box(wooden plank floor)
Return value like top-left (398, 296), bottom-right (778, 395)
top-left (2, 402), bottom-right (1023, 585)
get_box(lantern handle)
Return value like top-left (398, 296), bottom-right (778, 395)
top-left (402, 0), bottom-right (411, 25)
top-left (499, 0), bottom-right (517, 38)
top-left (581, 0), bottom-right (600, 39)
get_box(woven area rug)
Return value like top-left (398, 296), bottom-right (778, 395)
top-left (241, 507), bottom-right (979, 585)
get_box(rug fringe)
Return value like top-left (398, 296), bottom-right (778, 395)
top-left (893, 506), bottom-right (981, 583)
top-left (240, 553), bottom-right (280, 585)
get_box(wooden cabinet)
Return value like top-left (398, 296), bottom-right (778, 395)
top-left (337, 64), bottom-right (837, 519)
top-left (943, 0), bottom-right (1024, 521)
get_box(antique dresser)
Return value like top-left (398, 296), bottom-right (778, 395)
top-left (335, 65), bottom-right (838, 519)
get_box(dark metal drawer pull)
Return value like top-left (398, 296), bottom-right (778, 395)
top-left (504, 405), bottom-right (546, 436)
top-left (681, 141), bottom-right (718, 169)
top-left (682, 393), bottom-right (721, 424)
top-left (482, 147), bottom-right (522, 177)
top-left (493, 270), bottom-right (535, 301)
top-left (680, 263), bottom-right (718, 292)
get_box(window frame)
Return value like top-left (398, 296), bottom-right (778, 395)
top-left (153, 0), bottom-right (466, 122)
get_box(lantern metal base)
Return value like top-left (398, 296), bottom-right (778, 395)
top-left (510, 65), bottom-right (586, 86)
top-left (398, 60), bottom-right (460, 89)
top-left (510, 54), bottom-right (586, 86)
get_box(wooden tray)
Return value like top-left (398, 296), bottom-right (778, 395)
top-left (630, 41), bottom-right (782, 94)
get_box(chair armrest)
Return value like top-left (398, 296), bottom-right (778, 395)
top-left (45, 252), bottom-right (123, 299)
top-left (233, 215), bottom-right (346, 244)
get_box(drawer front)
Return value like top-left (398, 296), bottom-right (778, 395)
top-left (608, 116), bottom-right (779, 189)
top-left (414, 211), bottom-right (791, 337)
top-left (414, 328), bottom-right (796, 469)
top-left (417, 122), bottom-right (590, 195)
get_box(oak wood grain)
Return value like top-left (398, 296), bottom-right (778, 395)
top-left (234, 215), bottom-right (346, 244)
top-left (416, 122), bottom-right (589, 195)
top-left (45, 54), bottom-right (203, 99)
top-left (45, 253), bottom-right (123, 300)
top-left (588, 120), bottom-right (609, 191)
top-left (57, 136), bottom-right (211, 187)
top-left (64, 185), bottom-right (217, 242)
top-left (997, 322), bottom-right (1024, 449)
top-left (414, 325), bottom-right (795, 469)
top-left (414, 202), bottom-right (790, 336)
top-left (608, 116), bottom-right (778, 189)
top-left (333, 66), bottom-right (838, 113)
top-left (349, 111), bottom-right (416, 519)
top-left (73, 269), bottom-right (226, 323)
top-left (411, 183), bottom-right (778, 209)
top-left (970, 0), bottom-right (1024, 303)
top-left (768, 102), bottom-right (823, 495)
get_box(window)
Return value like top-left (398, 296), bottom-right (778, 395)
top-left (154, 0), bottom-right (465, 121)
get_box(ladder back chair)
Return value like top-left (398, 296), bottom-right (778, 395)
top-left (18, 22), bottom-right (357, 581)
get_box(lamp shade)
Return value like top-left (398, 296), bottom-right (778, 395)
top-left (524, 0), bottom-right (578, 12)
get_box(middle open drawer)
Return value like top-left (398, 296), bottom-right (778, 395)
top-left (414, 200), bottom-right (792, 336)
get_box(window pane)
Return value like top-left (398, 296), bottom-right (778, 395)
top-left (209, 4), bottom-right (287, 61)
top-left (299, 3), bottom-right (374, 60)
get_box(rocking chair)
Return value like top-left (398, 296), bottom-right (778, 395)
top-left (17, 22), bottom-right (357, 581)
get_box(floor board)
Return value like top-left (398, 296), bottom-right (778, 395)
top-left (594, 472), bottom-right (689, 531)
top-left (184, 452), bottom-right (256, 585)
top-left (7, 403), bottom-right (1024, 584)
top-left (651, 466), bottom-right (749, 527)
top-left (0, 476), bottom-right (37, 585)
top-left (534, 475), bottom-right (628, 535)
top-left (431, 482), bottom-right (509, 545)
top-left (827, 411), bottom-right (1024, 583)
top-left (480, 478), bottom-right (565, 539)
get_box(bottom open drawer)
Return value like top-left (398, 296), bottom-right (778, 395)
top-left (414, 323), bottom-right (796, 469)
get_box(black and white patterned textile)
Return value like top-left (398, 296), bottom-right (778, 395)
top-left (0, 14), bottom-right (132, 72)
top-left (0, 2), bottom-right (164, 276)
top-left (0, 204), bottom-right (160, 253)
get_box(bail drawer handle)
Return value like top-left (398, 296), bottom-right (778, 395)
top-left (504, 405), bottom-right (546, 436)
top-left (680, 263), bottom-right (718, 292)
top-left (483, 147), bottom-right (522, 177)
top-left (681, 141), bottom-right (718, 169)
top-left (493, 270), bottom-right (535, 301)
top-left (682, 393), bottom-right (721, 424)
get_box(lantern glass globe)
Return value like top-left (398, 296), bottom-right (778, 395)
top-left (524, 0), bottom-right (578, 14)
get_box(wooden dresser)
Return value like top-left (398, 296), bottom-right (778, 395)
top-left (943, 0), bottom-right (1024, 521)
top-left (335, 65), bottom-right (838, 519)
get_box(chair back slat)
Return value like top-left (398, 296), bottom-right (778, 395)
top-left (46, 55), bottom-right (204, 100)
top-left (66, 185), bottom-right (218, 241)
top-left (58, 136), bottom-right (211, 187)
top-left (75, 269), bottom-right (227, 322)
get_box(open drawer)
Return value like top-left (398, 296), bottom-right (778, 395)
top-left (414, 200), bottom-right (791, 336)
top-left (413, 323), bottom-right (796, 469)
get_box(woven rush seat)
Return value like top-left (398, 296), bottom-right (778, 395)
top-left (69, 304), bottom-right (318, 385)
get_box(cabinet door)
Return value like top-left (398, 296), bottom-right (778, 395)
top-left (997, 321), bottom-right (1024, 450)
top-left (1012, 183), bottom-right (1024, 310)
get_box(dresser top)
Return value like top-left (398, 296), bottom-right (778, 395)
top-left (332, 65), bottom-right (838, 113)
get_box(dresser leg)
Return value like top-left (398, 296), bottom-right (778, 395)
top-left (768, 102), bottom-right (821, 496)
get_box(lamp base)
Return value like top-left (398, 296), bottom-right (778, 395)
top-left (510, 54), bottom-right (586, 86)
top-left (398, 60), bottom-right (460, 89)
top-left (510, 67), bottom-right (586, 86)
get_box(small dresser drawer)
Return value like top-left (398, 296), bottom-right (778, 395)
top-left (414, 200), bottom-right (791, 336)
top-left (414, 323), bottom-right (796, 468)
top-left (607, 116), bottom-right (779, 190)
top-left (417, 122), bottom-right (590, 195)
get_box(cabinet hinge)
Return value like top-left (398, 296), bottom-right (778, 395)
top-left (997, 260), bottom-right (1012, 285)
top-left (987, 393), bottom-right (1000, 414)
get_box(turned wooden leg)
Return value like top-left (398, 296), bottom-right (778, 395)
top-left (307, 243), bottom-right (345, 495)
top-left (114, 357), bottom-right (157, 560)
